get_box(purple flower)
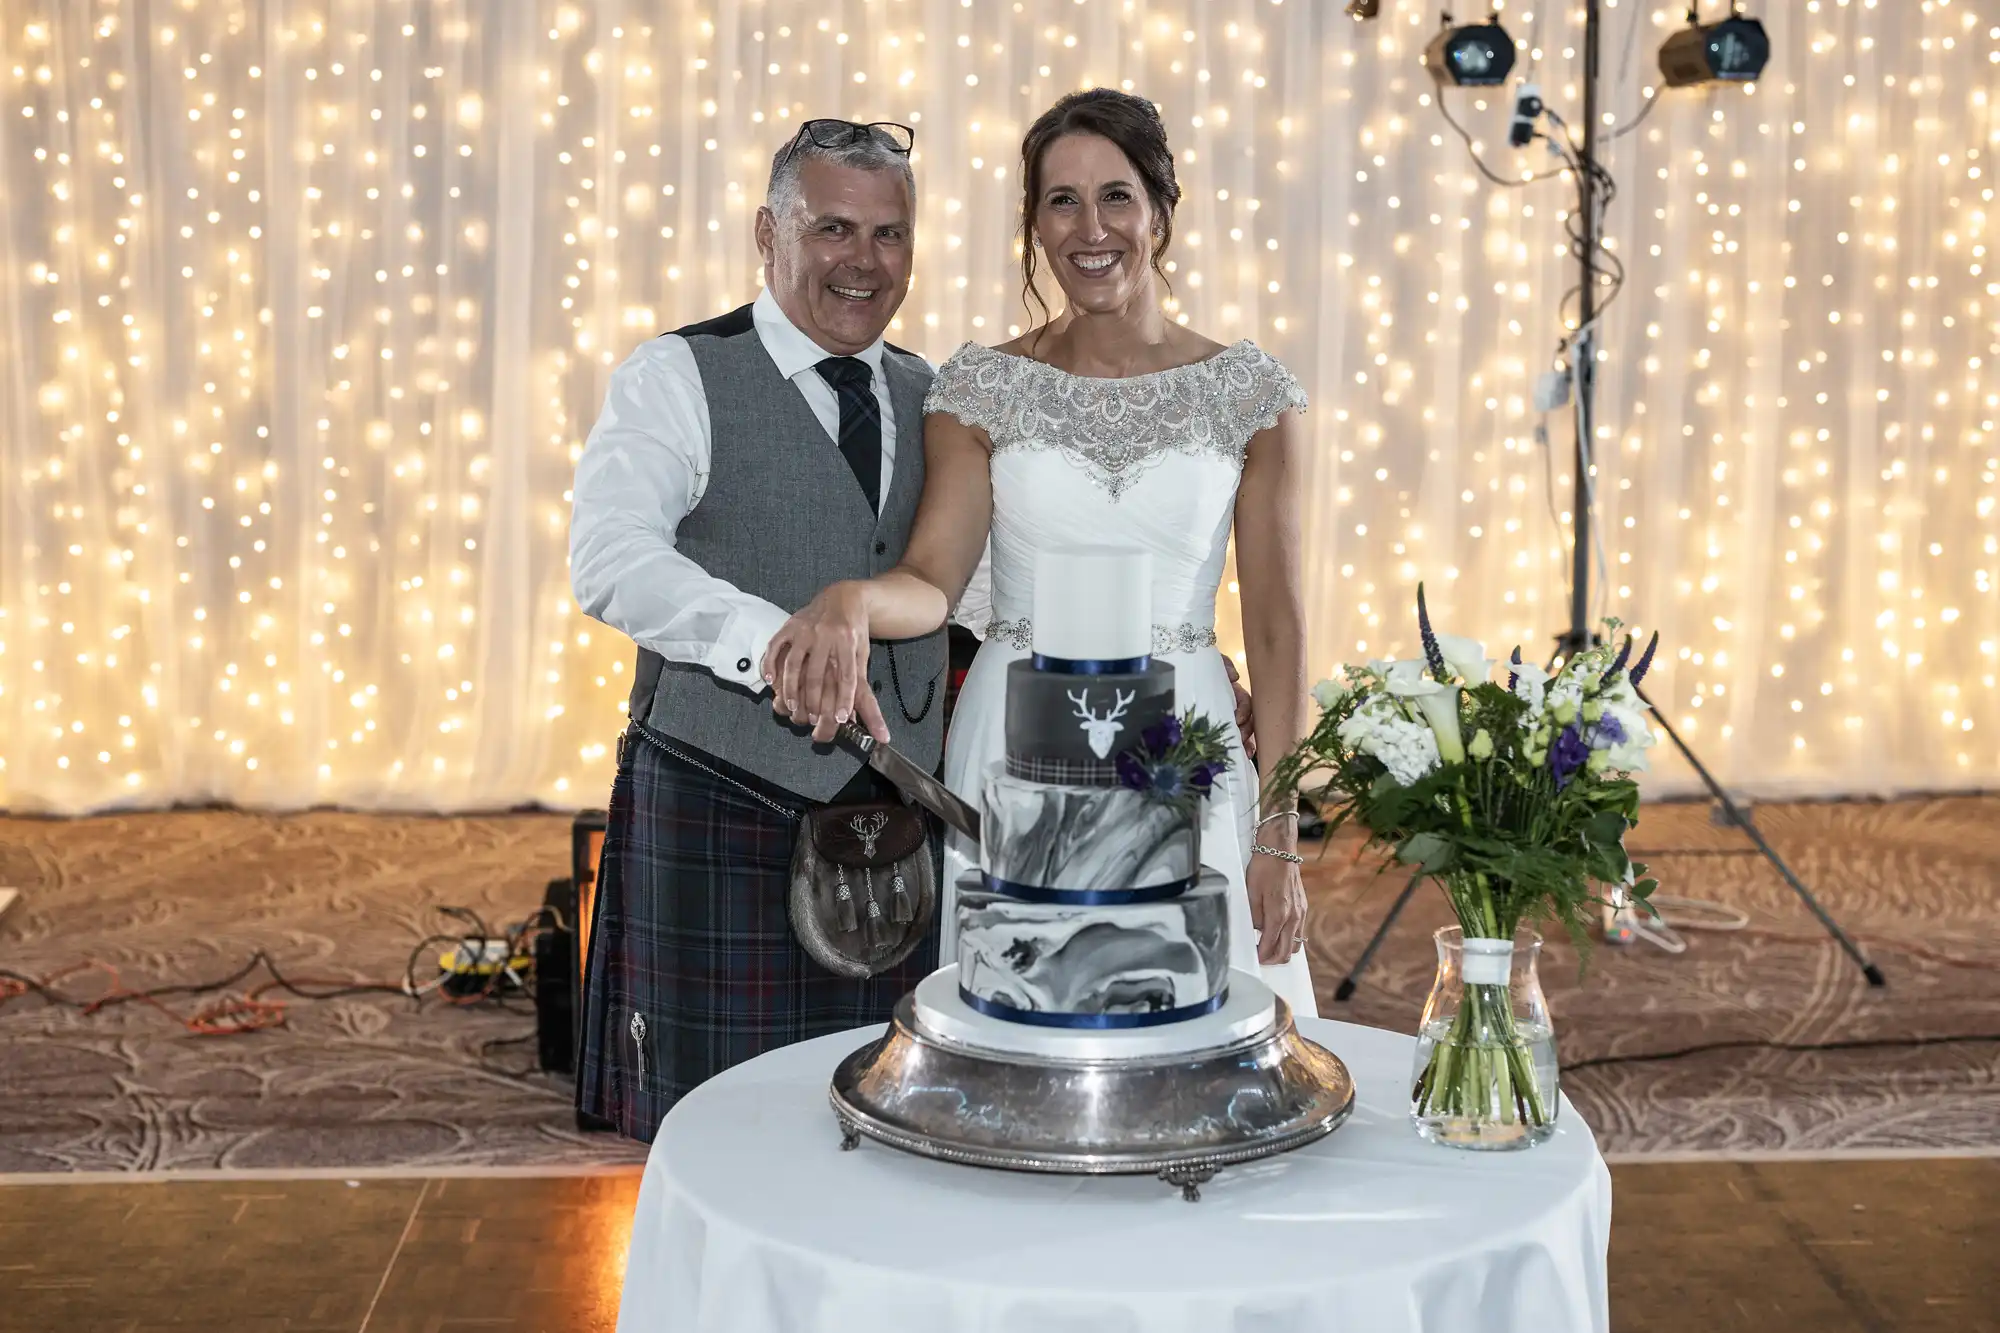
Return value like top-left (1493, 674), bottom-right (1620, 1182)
top-left (1190, 761), bottom-right (1226, 793)
top-left (1630, 631), bottom-right (1660, 688)
top-left (1590, 713), bottom-right (1628, 749)
top-left (1115, 751), bottom-right (1150, 792)
top-left (1141, 714), bottom-right (1183, 754)
top-left (1549, 723), bottom-right (1591, 790)
top-left (1417, 583), bottom-right (1447, 680)
top-left (1508, 645), bottom-right (1523, 693)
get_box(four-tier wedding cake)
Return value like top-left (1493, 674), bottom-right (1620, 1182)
top-left (911, 548), bottom-right (1283, 1056)
top-left (830, 548), bottom-right (1352, 1194)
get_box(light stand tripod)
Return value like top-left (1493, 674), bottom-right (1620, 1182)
top-left (1330, 0), bottom-right (1885, 1001)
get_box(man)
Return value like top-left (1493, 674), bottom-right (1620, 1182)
top-left (568, 120), bottom-right (942, 1140)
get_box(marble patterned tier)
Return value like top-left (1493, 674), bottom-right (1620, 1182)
top-left (912, 964), bottom-right (1278, 1062)
top-left (955, 872), bottom-right (1230, 1020)
top-left (979, 772), bottom-right (1198, 892)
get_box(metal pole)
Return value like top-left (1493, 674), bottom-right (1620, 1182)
top-left (1559, 0), bottom-right (1602, 661)
top-left (1332, 869), bottom-right (1424, 1002)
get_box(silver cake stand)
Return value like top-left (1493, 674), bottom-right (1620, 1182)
top-left (829, 991), bottom-right (1355, 1201)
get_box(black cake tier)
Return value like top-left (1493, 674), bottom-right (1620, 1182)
top-left (1003, 658), bottom-right (1176, 785)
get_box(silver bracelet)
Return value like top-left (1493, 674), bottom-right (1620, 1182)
top-left (1251, 844), bottom-right (1305, 865)
top-left (1255, 810), bottom-right (1300, 829)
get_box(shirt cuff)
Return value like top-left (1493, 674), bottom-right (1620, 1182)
top-left (706, 599), bottom-right (791, 693)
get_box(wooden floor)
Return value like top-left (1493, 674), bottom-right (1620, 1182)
top-left (2, 1159), bottom-right (1994, 1332)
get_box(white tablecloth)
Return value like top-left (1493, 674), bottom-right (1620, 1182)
top-left (617, 1016), bottom-right (1611, 1333)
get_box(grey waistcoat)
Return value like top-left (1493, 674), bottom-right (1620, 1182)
top-left (627, 316), bottom-right (945, 802)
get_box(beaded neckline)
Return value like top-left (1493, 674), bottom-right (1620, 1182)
top-left (962, 339), bottom-right (1258, 385)
top-left (923, 337), bottom-right (1307, 499)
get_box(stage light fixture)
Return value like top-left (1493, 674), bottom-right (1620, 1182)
top-left (1345, 0), bottom-right (1382, 20)
top-left (1423, 13), bottom-right (1518, 89)
top-left (1658, 6), bottom-right (1770, 88)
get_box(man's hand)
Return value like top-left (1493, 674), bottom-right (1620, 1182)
top-left (760, 581), bottom-right (888, 744)
top-left (1224, 655), bottom-right (1256, 760)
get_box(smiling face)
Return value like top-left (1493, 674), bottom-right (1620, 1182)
top-left (1031, 132), bottom-right (1163, 317)
top-left (756, 157), bottom-right (914, 356)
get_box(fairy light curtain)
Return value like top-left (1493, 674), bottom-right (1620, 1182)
top-left (0, 0), bottom-right (1992, 814)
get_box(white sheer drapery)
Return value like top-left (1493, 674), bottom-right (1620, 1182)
top-left (0, 0), bottom-right (1992, 813)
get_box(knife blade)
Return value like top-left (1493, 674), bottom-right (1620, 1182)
top-left (837, 721), bottom-right (981, 845)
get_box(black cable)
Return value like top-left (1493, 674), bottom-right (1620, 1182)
top-left (1562, 1032), bottom-right (2000, 1075)
top-left (0, 951), bottom-right (408, 1014)
top-left (1435, 95), bottom-right (1570, 189)
top-left (5, 905), bottom-right (556, 1017)
top-left (0, 968), bottom-right (90, 1008)
top-left (1605, 90), bottom-right (1664, 141)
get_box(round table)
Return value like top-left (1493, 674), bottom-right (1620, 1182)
top-left (616, 1016), bottom-right (1611, 1333)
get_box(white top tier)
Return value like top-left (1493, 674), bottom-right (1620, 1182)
top-left (1031, 547), bottom-right (1153, 661)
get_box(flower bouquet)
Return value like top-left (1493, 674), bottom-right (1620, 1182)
top-left (1265, 586), bottom-right (1661, 1149)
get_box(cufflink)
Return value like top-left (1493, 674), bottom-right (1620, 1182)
top-left (737, 657), bottom-right (752, 672)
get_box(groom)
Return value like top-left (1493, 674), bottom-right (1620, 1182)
top-left (568, 119), bottom-right (944, 1140)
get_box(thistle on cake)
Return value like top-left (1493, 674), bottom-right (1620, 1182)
top-left (1113, 708), bottom-right (1233, 815)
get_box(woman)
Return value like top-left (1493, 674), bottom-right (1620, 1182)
top-left (763, 89), bottom-right (1317, 1013)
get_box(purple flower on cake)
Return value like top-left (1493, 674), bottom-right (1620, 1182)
top-left (1141, 714), bottom-right (1183, 754)
top-left (1114, 707), bottom-right (1232, 812)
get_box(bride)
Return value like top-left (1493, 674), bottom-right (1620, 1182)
top-left (763, 88), bottom-right (1317, 1014)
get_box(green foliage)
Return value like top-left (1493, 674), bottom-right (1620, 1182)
top-left (1266, 637), bottom-right (1659, 954)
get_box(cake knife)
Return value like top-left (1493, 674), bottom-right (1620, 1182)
top-left (836, 721), bottom-right (981, 845)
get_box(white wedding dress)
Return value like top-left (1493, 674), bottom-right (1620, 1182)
top-left (925, 340), bottom-right (1319, 1018)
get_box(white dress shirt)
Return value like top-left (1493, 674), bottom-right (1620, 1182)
top-left (569, 288), bottom-right (900, 693)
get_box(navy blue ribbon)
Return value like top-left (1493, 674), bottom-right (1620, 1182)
top-left (1031, 652), bottom-right (1150, 675)
top-left (981, 872), bottom-right (1194, 905)
top-left (958, 986), bottom-right (1229, 1029)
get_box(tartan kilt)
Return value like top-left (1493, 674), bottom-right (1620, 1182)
top-left (576, 724), bottom-right (940, 1142)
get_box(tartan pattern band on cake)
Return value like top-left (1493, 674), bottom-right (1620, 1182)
top-left (1004, 752), bottom-right (1122, 787)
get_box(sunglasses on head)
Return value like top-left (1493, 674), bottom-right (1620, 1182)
top-left (778, 119), bottom-right (916, 171)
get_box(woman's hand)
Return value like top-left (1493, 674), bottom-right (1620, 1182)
top-left (1223, 656), bottom-right (1256, 760)
top-left (760, 581), bottom-right (892, 745)
top-left (1246, 848), bottom-right (1308, 966)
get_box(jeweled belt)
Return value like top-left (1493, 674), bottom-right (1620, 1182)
top-left (985, 619), bottom-right (1218, 655)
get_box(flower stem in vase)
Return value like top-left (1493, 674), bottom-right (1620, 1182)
top-left (1412, 975), bottom-right (1556, 1149)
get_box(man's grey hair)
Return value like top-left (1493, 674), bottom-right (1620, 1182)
top-left (766, 127), bottom-right (916, 219)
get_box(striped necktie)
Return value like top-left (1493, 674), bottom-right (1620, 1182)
top-left (813, 355), bottom-right (881, 514)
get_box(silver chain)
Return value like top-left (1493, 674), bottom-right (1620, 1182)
top-left (625, 723), bottom-right (802, 822)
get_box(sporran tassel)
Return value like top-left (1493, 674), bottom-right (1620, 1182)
top-left (863, 869), bottom-right (887, 947)
top-left (890, 867), bottom-right (913, 924)
top-left (835, 864), bottom-right (858, 934)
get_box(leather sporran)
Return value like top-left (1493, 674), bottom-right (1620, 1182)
top-left (788, 800), bottom-right (936, 979)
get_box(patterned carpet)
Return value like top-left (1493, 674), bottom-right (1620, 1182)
top-left (0, 797), bottom-right (1994, 1172)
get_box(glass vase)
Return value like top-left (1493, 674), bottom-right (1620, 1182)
top-left (1409, 925), bottom-right (1560, 1151)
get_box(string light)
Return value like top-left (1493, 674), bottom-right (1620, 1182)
top-left (0, 1), bottom-right (1992, 812)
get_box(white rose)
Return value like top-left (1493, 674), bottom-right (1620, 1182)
top-left (1508, 660), bottom-right (1553, 718)
top-left (1311, 677), bottom-right (1349, 711)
